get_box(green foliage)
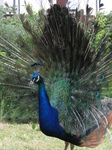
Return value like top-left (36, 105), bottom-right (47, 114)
top-left (90, 12), bottom-right (112, 51)
top-left (32, 123), bottom-right (36, 129)
top-left (31, 123), bottom-right (40, 131)
top-left (0, 5), bottom-right (44, 123)
top-left (0, 52), bottom-right (6, 56)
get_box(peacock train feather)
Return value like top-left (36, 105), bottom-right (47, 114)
top-left (0, 1), bottom-right (112, 149)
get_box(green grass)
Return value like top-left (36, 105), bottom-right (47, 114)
top-left (0, 123), bottom-right (112, 150)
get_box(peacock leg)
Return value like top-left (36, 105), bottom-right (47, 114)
top-left (70, 143), bottom-right (74, 150)
top-left (64, 142), bottom-right (69, 150)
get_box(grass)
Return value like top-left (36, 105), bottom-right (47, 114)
top-left (0, 123), bottom-right (112, 150)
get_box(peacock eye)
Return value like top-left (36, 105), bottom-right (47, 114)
top-left (78, 98), bottom-right (81, 102)
top-left (32, 111), bottom-right (37, 117)
top-left (95, 91), bottom-right (99, 98)
top-left (29, 118), bottom-right (32, 121)
top-left (8, 118), bottom-right (11, 121)
top-left (68, 116), bottom-right (72, 122)
top-left (86, 88), bottom-right (89, 92)
top-left (100, 74), bottom-right (105, 81)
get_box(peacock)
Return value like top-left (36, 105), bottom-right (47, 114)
top-left (0, 1), bottom-right (112, 150)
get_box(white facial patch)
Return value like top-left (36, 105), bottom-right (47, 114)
top-left (36, 76), bottom-right (40, 82)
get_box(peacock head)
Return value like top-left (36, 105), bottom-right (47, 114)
top-left (31, 72), bottom-right (43, 84)
top-left (30, 62), bottom-right (43, 85)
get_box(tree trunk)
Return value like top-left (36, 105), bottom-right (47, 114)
top-left (56, 0), bottom-right (67, 6)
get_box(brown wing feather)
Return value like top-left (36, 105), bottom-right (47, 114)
top-left (79, 112), bottom-right (112, 148)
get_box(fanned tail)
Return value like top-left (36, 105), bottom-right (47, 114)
top-left (26, 4), bottom-right (112, 142)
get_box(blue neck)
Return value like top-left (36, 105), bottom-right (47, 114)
top-left (38, 81), bottom-right (65, 137)
top-left (38, 81), bottom-right (82, 146)
top-left (38, 81), bottom-right (51, 119)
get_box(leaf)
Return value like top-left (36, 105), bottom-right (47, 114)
top-left (32, 123), bottom-right (36, 130)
